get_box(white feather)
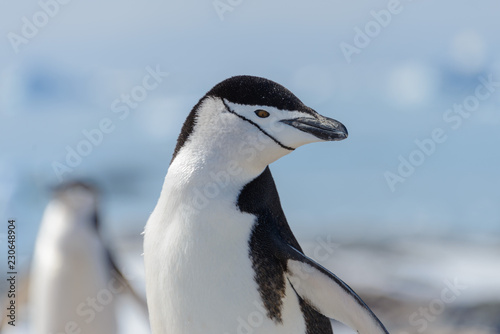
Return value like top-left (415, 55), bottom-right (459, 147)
top-left (30, 188), bottom-right (117, 334)
top-left (144, 98), bottom-right (312, 334)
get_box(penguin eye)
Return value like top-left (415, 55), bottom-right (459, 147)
top-left (255, 109), bottom-right (270, 118)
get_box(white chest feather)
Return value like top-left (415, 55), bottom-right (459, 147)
top-left (143, 81), bottom-right (387, 334)
top-left (144, 192), bottom-right (306, 333)
top-left (144, 144), bottom-right (305, 333)
top-left (30, 201), bottom-right (117, 334)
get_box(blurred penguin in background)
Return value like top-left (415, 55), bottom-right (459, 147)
top-left (29, 181), bottom-right (147, 334)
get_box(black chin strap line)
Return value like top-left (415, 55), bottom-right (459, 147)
top-left (222, 100), bottom-right (295, 151)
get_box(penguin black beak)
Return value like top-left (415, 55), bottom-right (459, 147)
top-left (280, 115), bottom-right (348, 141)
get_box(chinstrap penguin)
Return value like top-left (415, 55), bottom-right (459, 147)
top-left (29, 181), bottom-right (147, 334)
top-left (143, 75), bottom-right (389, 334)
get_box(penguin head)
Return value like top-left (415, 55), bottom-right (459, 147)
top-left (172, 75), bottom-right (347, 171)
top-left (52, 181), bottom-right (99, 219)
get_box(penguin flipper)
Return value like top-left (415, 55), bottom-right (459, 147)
top-left (94, 211), bottom-right (149, 320)
top-left (278, 244), bottom-right (389, 334)
top-left (104, 248), bottom-right (150, 319)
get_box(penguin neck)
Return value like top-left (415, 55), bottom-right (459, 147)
top-left (41, 200), bottom-right (96, 242)
top-left (168, 96), bottom-right (289, 180)
top-left (165, 145), bottom-right (266, 198)
top-left (155, 96), bottom-right (291, 213)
